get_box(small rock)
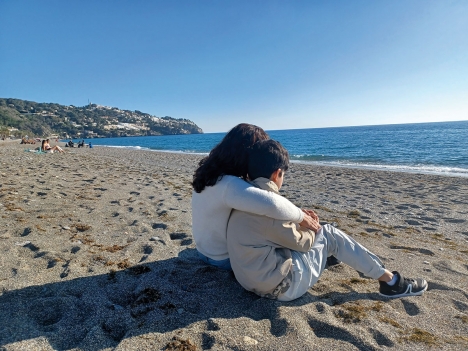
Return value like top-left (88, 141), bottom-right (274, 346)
top-left (424, 261), bottom-right (430, 264)
top-left (62, 226), bottom-right (71, 230)
top-left (439, 248), bottom-right (444, 251)
top-left (150, 236), bottom-right (160, 241)
top-left (243, 336), bottom-right (258, 345)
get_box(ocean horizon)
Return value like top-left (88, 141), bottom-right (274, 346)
top-left (70, 120), bottom-right (468, 178)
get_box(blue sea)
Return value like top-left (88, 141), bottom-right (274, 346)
top-left (82, 121), bottom-right (468, 177)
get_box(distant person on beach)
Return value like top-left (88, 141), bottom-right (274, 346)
top-left (43, 139), bottom-right (64, 153)
top-left (191, 123), bottom-right (323, 270)
top-left (227, 140), bottom-right (428, 300)
top-left (88, 142), bottom-right (93, 148)
top-left (78, 140), bottom-right (85, 148)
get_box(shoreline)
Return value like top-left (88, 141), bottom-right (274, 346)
top-left (91, 144), bottom-right (468, 178)
top-left (1, 142), bottom-right (467, 350)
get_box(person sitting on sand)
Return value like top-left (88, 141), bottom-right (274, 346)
top-left (227, 139), bottom-right (428, 301)
top-left (43, 139), bottom-right (64, 153)
top-left (191, 123), bottom-right (324, 270)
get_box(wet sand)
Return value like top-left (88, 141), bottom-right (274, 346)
top-left (1, 142), bottom-right (467, 350)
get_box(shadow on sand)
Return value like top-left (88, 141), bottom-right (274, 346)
top-left (0, 248), bottom-right (381, 350)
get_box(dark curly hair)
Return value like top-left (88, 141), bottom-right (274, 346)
top-left (192, 123), bottom-right (269, 193)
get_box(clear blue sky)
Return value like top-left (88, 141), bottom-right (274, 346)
top-left (1, 1), bottom-right (467, 133)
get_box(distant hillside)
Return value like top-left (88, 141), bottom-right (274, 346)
top-left (0, 98), bottom-right (203, 138)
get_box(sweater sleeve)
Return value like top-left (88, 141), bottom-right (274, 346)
top-left (221, 176), bottom-right (304, 223)
top-left (266, 220), bottom-right (315, 252)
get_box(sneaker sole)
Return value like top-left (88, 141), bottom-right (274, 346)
top-left (379, 283), bottom-right (428, 298)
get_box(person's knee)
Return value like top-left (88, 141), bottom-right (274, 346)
top-left (321, 223), bottom-right (334, 233)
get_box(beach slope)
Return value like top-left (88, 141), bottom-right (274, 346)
top-left (1, 143), bottom-right (467, 350)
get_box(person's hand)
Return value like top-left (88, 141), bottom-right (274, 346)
top-left (302, 209), bottom-right (319, 223)
top-left (299, 213), bottom-right (322, 233)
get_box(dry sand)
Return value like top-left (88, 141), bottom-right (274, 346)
top-left (0, 141), bottom-right (467, 350)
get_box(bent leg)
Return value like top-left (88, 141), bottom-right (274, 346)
top-left (278, 224), bottom-right (386, 301)
top-left (318, 224), bottom-right (386, 279)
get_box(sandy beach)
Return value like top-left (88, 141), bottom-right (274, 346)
top-left (1, 141), bottom-right (467, 351)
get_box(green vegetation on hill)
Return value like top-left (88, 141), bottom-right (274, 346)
top-left (0, 98), bottom-right (203, 139)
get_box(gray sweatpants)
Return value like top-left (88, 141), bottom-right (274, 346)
top-left (278, 224), bottom-right (386, 302)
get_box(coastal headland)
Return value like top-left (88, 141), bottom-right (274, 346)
top-left (1, 142), bottom-right (467, 350)
top-left (0, 98), bottom-right (203, 140)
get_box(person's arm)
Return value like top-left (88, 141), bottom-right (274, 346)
top-left (221, 176), bottom-right (304, 223)
top-left (266, 220), bottom-right (315, 253)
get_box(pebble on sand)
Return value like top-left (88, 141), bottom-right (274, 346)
top-left (243, 336), bottom-right (259, 345)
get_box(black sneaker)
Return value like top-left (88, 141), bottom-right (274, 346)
top-left (379, 271), bottom-right (428, 298)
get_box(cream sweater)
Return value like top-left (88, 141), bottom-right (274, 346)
top-left (191, 175), bottom-right (304, 260)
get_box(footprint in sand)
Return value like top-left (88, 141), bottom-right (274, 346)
top-left (405, 219), bottom-right (422, 226)
top-left (21, 227), bottom-right (32, 236)
top-left (47, 259), bottom-right (58, 268)
top-left (365, 228), bottom-right (379, 233)
top-left (169, 233), bottom-right (193, 247)
top-left (444, 218), bottom-right (466, 224)
top-left (401, 300), bottom-right (420, 316)
top-left (170, 233), bottom-right (187, 240)
top-left (142, 245), bottom-right (153, 255)
top-left (452, 299), bottom-right (468, 312)
top-left (202, 333), bottom-right (216, 349)
top-left (389, 245), bottom-right (435, 256)
top-left (28, 298), bottom-right (64, 327)
top-left (152, 223), bottom-right (168, 230)
top-left (370, 328), bottom-right (394, 347)
top-left (308, 319), bottom-right (374, 350)
top-left (420, 216), bottom-right (438, 223)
